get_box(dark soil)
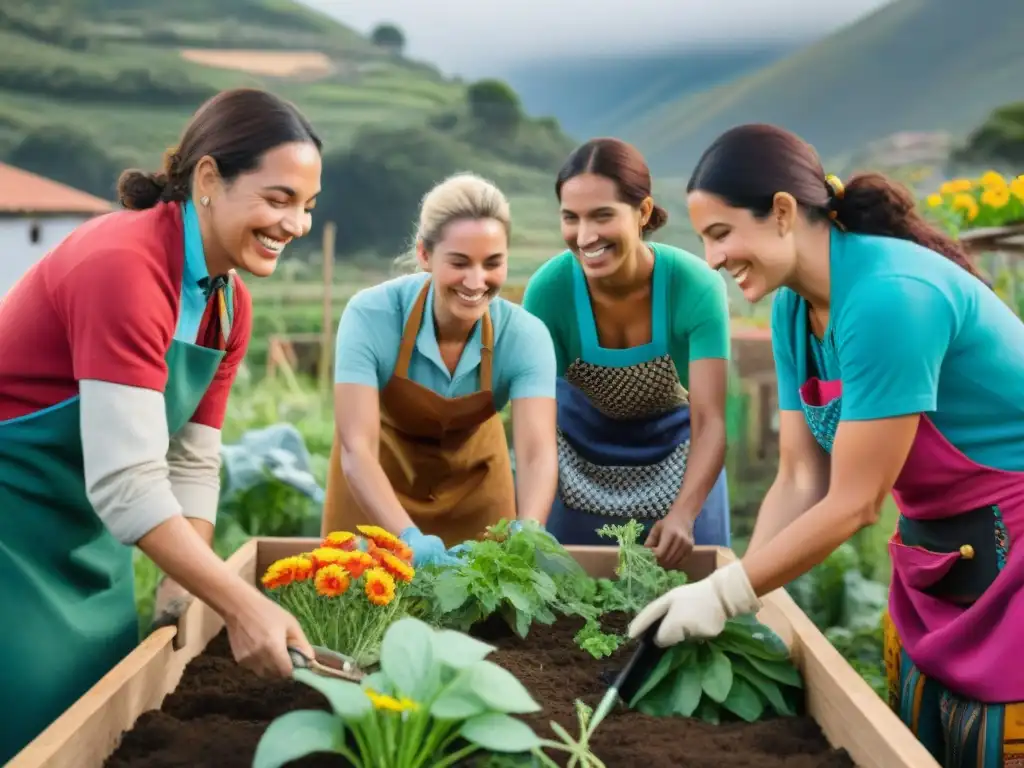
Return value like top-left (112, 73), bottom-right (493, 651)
top-left (105, 613), bottom-right (856, 768)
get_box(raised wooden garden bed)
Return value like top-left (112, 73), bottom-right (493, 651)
top-left (9, 539), bottom-right (938, 768)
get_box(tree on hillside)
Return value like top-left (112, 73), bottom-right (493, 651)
top-left (7, 126), bottom-right (121, 199)
top-left (370, 23), bottom-right (405, 54)
top-left (954, 102), bottom-right (1024, 166)
top-left (317, 125), bottom-right (469, 257)
top-left (467, 79), bottom-right (522, 136)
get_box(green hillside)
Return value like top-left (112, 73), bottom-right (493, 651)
top-left (617, 0), bottom-right (1024, 177)
top-left (0, 0), bottom-right (575, 259)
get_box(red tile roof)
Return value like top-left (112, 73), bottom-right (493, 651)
top-left (0, 162), bottom-right (113, 215)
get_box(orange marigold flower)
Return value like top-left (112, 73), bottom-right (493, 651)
top-left (261, 556), bottom-right (313, 589)
top-left (376, 549), bottom-right (415, 583)
top-left (365, 567), bottom-right (396, 606)
top-left (314, 564), bottom-right (350, 598)
top-left (322, 531), bottom-right (358, 551)
top-left (338, 550), bottom-right (376, 579)
top-left (309, 547), bottom-right (348, 571)
top-left (357, 524), bottom-right (404, 550)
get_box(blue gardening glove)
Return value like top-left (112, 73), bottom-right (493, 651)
top-left (399, 526), bottom-right (461, 568)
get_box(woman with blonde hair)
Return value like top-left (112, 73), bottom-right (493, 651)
top-left (323, 172), bottom-right (559, 566)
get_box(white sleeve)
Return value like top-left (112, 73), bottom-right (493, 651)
top-left (80, 379), bottom-right (182, 545)
top-left (167, 422), bottom-right (222, 526)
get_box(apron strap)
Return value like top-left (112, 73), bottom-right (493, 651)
top-left (395, 278), bottom-right (432, 378)
top-left (479, 310), bottom-right (494, 392)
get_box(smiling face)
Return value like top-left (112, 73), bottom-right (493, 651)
top-left (558, 173), bottom-right (650, 280)
top-left (418, 217), bottom-right (509, 330)
top-left (687, 189), bottom-right (799, 303)
top-left (195, 140), bottom-right (322, 278)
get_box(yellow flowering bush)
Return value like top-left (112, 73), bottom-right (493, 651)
top-left (925, 171), bottom-right (1024, 230)
top-left (260, 526), bottom-right (416, 667)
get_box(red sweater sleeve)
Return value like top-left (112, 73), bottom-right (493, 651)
top-left (190, 276), bottom-right (253, 430)
top-left (58, 246), bottom-right (177, 392)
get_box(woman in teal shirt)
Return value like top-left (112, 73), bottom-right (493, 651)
top-left (630, 123), bottom-right (1024, 767)
top-left (523, 138), bottom-right (732, 570)
top-left (324, 172), bottom-right (559, 566)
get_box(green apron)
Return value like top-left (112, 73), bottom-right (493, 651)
top-left (0, 280), bottom-right (233, 763)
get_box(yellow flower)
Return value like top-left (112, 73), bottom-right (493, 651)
top-left (979, 170), bottom-right (1007, 189)
top-left (374, 549), bottom-right (415, 583)
top-left (314, 564), bottom-right (350, 598)
top-left (261, 556), bottom-right (314, 589)
top-left (365, 688), bottom-right (418, 712)
top-left (926, 193), bottom-right (943, 208)
top-left (310, 547), bottom-right (349, 571)
top-left (981, 185), bottom-right (1011, 209)
top-left (1010, 176), bottom-right (1024, 202)
top-left (322, 531), bottom-right (358, 551)
top-left (338, 550), bottom-right (377, 579)
top-left (939, 178), bottom-right (972, 195)
top-left (951, 193), bottom-right (979, 222)
top-left (357, 525), bottom-right (414, 561)
top-left (365, 567), bottom-right (396, 606)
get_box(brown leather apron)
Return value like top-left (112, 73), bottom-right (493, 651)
top-left (322, 278), bottom-right (515, 547)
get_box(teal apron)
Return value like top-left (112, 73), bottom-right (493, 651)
top-left (0, 206), bottom-right (234, 763)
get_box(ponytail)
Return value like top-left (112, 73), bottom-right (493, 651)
top-left (830, 172), bottom-right (985, 281)
top-left (116, 147), bottom-right (191, 210)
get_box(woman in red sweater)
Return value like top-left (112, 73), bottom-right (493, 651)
top-left (0, 87), bottom-right (322, 762)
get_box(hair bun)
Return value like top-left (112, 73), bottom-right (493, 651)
top-left (116, 169), bottom-right (168, 210)
top-left (644, 204), bottom-right (669, 234)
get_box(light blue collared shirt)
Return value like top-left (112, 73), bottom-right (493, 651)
top-left (333, 272), bottom-right (556, 409)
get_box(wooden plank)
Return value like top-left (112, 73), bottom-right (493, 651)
top-left (9, 538), bottom-right (937, 768)
top-left (8, 539), bottom-right (259, 768)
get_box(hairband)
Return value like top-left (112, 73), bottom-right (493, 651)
top-left (824, 174), bottom-right (846, 229)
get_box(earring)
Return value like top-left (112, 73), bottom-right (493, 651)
top-left (200, 196), bottom-right (210, 207)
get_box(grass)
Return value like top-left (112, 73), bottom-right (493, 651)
top-left (617, 0), bottom-right (1024, 176)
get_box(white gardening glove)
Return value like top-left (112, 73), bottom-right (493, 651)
top-left (627, 561), bottom-right (762, 647)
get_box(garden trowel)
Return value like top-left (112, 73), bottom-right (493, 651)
top-left (588, 617), bottom-right (667, 735)
top-left (288, 645), bottom-right (365, 682)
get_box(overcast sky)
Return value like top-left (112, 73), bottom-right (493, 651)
top-left (308, 0), bottom-right (895, 75)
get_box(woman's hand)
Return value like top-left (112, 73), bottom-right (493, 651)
top-left (137, 516), bottom-right (313, 678)
top-left (645, 510), bottom-right (696, 570)
top-left (223, 589), bottom-right (314, 677)
top-left (628, 561), bottom-right (761, 647)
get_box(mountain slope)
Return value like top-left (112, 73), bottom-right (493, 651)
top-left (618, 0), bottom-right (1024, 177)
top-left (503, 43), bottom-right (794, 141)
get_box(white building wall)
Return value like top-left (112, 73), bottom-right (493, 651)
top-left (0, 215), bottom-right (93, 297)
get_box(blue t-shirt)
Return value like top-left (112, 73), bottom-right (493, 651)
top-left (334, 272), bottom-right (557, 411)
top-left (772, 226), bottom-right (1024, 471)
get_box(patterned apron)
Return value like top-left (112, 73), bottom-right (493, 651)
top-left (0, 272), bottom-right (234, 764)
top-left (322, 278), bottom-right (515, 548)
top-left (545, 256), bottom-right (731, 547)
top-left (793, 304), bottom-right (1024, 768)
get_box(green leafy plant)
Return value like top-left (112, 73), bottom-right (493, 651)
top-left (627, 615), bottom-right (803, 724)
top-left (571, 521), bottom-right (689, 659)
top-left (410, 520), bottom-right (596, 638)
top-left (252, 617), bottom-right (545, 768)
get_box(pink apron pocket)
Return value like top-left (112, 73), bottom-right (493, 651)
top-left (889, 540), bottom-right (961, 590)
top-left (798, 377), bottom-right (842, 408)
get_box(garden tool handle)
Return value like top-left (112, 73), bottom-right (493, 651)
top-left (614, 617), bottom-right (667, 704)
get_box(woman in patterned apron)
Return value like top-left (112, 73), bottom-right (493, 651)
top-left (0, 88), bottom-right (323, 763)
top-left (629, 123), bottom-right (1024, 767)
top-left (522, 138), bottom-right (732, 569)
top-left (324, 172), bottom-right (558, 567)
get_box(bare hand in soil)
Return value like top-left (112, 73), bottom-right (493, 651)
top-left (224, 592), bottom-right (313, 678)
top-left (149, 576), bottom-right (193, 632)
top-left (644, 511), bottom-right (695, 570)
